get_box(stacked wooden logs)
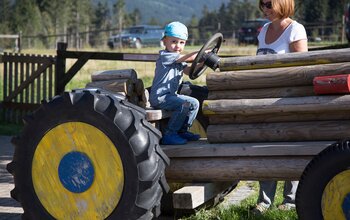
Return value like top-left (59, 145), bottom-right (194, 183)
top-left (204, 48), bottom-right (350, 143)
top-left (86, 69), bottom-right (150, 108)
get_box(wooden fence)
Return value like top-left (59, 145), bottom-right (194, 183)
top-left (1, 53), bottom-right (56, 123)
top-left (0, 42), bottom-right (159, 123)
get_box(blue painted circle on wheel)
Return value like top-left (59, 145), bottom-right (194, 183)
top-left (58, 151), bottom-right (94, 193)
top-left (342, 193), bottom-right (350, 219)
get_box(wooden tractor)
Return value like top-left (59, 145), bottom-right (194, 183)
top-left (7, 33), bottom-right (350, 220)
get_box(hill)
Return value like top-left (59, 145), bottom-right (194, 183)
top-left (102, 0), bottom-right (231, 24)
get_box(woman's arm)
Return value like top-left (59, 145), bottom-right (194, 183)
top-left (290, 39), bottom-right (308, 52)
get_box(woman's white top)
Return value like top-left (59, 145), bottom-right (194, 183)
top-left (257, 20), bottom-right (307, 55)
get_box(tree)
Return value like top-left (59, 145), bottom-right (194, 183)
top-left (129, 8), bottom-right (141, 26)
top-left (90, 1), bottom-right (110, 47)
top-left (12, 0), bottom-right (42, 47)
top-left (188, 15), bottom-right (200, 45)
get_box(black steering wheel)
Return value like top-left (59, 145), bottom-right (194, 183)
top-left (188, 33), bottom-right (223, 80)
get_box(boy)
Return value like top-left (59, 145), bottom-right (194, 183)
top-left (150, 21), bottom-right (201, 145)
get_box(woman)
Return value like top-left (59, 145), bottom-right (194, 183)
top-left (252, 0), bottom-right (308, 215)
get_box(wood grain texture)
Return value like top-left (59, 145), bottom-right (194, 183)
top-left (208, 62), bottom-right (350, 90)
top-left (219, 48), bottom-right (350, 71)
top-left (203, 95), bottom-right (350, 115)
top-left (206, 120), bottom-right (350, 143)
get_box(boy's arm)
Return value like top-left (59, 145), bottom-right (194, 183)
top-left (176, 51), bottom-right (198, 63)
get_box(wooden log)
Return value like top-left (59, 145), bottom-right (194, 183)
top-left (163, 140), bottom-right (332, 181)
top-left (172, 182), bottom-right (235, 209)
top-left (208, 110), bottom-right (350, 124)
top-left (202, 95), bottom-right (350, 116)
top-left (134, 79), bottom-right (145, 96)
top-left (207, 62), bottom-right (350, 90)
top-left (165, 157), bottom-right (312, 181)
top-left (162, 140), bottom-right (333, 157)
top-left (86, 79), bottom-right (134, 95)
top-left (219, 48), bottom-right (350, 71)
top-left (208, 86), bottom-right (314, 99)
top-left (206, 120), bottom-right (350, 143)
top-left (91, 69), bottom-right (138, 82)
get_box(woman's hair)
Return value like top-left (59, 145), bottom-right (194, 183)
top-left (259, 0), bottom-right (294, 19)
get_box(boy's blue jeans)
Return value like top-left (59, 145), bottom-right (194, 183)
top-left (156, 94), bottom-right (199, 135)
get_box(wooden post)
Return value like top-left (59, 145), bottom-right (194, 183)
top-left (55, 42), bottom-right (67, 95)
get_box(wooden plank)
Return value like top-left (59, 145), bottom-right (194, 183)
top-left (173, 182), bottom-right (235, 209)
top-left (19, 58), bottom-right (24, 103)
top-left (208, 110), bottom-right (350, 124)
top-left (206, 121), bottom-right (350, 143)
top-left (30, 62), bottom-right (35, 103)
top-left (203, 95), bottom-right (350, 116)
top-left (2, 53), bottom-right (54, 63)
top-left (91, 69), bottom-right (138, 82)
top-left (146, 108), bottom-right (172, 121)
top-left (207, 62), bottom-right (350, 90)
top-left (165, 157), bottom-right (313, 181)
top-left (8, 60), bottom-right (13, 101)
top-left (208, 86), bottom-right (314, 99)
top-left (59, 53), bottom-right (91, 88)
top-left (57, 50), bottom-right (159, 62)
top-left (25, 62), bottom-right (29, 103)
top-left (86, 79), bottom-right (134, 95)
top-left (219, 48), bottom-right (350, 71)
top-left (162, 140), bottom-right (332, 157)
top-left (48, 64), bottom-right (53, 98)
top-left (3, 58), bottom-right (8, 99)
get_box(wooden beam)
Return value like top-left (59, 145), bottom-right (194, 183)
top-left (219, 48), bottom-right (350, 71)
top-left (59, 53), bottom-right (91, 87)
top-left (172, 182), bottom-right (236, 209)
top-left (162, 140), bottom-right (333, 157)
top-left (165, 157), bottom-right (313, 181)
top-left (208, 111), bottom-right (350, 124)
top-left (207, 62), bottom-right (350, 90)
top-left (91, 69), bottom-right (138, 83)
top-left (57, 50), bottom-right (159, 62)
top-left (86, 79), bottom-right (134, 95)
top-left (208, 86), bottom-right (314, 99)
top-left (206, 120), bottom-right (350, 143)
top-left (203, 95), bottom-right (350, 116)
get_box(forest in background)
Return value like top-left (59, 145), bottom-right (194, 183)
top-left (0, 0), bottom-right (348, 50)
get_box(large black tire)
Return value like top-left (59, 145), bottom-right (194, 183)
top-left (296, 140), bottom-right (350, 220)
top-left (6, 89), bottom-right (169, 220)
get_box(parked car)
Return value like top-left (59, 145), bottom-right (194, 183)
top-left (107, 25), bottom-right (164, 49)
top-left (237, 19), bottom-right (269, 45)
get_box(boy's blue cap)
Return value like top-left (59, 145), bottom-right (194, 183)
top-left (163, 21), bottom-right (188, 40)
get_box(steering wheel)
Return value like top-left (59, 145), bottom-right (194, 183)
top-left (188, 33), bottom-right (223, 80)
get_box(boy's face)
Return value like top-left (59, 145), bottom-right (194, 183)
top-left (162, 36), bottom-right (186, 53)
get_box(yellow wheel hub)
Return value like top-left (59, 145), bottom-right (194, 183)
top-left (32, 122), bottom-right (124, 219)
top-left (322, 170), bottom-right (350, 220)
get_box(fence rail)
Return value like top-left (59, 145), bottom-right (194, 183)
top-left (1, 42), bottom-right (162, 123)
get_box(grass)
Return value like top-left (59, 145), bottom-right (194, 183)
top-left (180, 181), bottom-right (298, 220)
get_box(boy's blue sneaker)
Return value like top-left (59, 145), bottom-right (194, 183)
top-left (178, 131), bottom-right (200, 141)
top-left (161, 133), bottom-right (187, 145)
